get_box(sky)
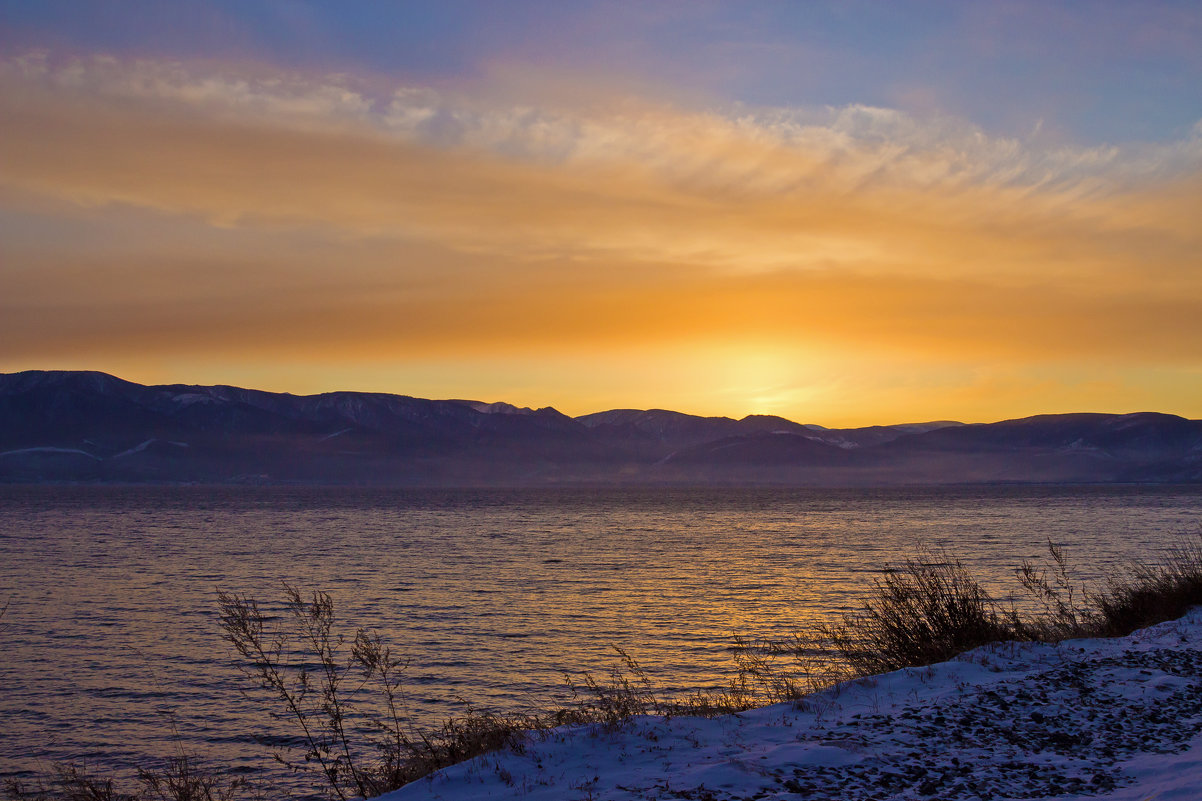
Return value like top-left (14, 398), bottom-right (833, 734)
top-left (1, 1), bottom-right (1201, 426)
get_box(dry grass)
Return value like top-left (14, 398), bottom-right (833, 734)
top-left (1091, 538), bottom-right (1202, 637)
top-left (798, 536), bottom-right (1202, 682)
top-left (816, 552), bottom-right (1021, 676)
top-left (213, 588), bottom-right (795, 798)
top-left (214, 587), bottom-right (739, 799)
top-left (2, 758), bottom-right (260, 801)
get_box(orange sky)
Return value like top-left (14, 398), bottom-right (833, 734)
top-left (2, 49), bottom-right (1201, 426)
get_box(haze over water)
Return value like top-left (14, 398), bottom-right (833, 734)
top-left (2, 484), bottom-right (1200, 795)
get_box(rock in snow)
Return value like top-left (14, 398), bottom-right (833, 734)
top-left (383, 610), bottom-right (1202, 800)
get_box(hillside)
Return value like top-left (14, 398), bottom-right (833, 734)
top-left (1, 371), bottom-right (1200, 485)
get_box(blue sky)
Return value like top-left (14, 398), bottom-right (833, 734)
top-left (4, 1), bottom-right (1199, 143)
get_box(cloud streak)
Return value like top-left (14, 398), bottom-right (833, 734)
top-left (2, 52), bottom-right (1201, 422)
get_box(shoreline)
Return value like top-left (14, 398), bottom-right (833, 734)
top-left (384, 609), bottom-right (1202, 800)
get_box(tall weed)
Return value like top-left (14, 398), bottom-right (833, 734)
top-left (818, 552), bottom-right (1020, 675)
top-left (1091, 537), bottom-right (1202, 636)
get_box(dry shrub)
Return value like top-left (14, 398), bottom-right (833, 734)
top-left (795, 535), bottom-right (1202, 680)
top-left (1091, 537), bottom-right (1202, 637)
top-left (818, 553), bottom-right (1020, 675)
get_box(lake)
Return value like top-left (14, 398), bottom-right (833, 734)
top-left (1, 484), bottom-right (1199, 796)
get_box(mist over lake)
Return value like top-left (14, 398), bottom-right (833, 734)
top-left (2, 484), bottom-right (1199, 795)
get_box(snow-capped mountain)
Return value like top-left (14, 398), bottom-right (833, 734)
top-left (1, 371), bottom-right (1199, 485)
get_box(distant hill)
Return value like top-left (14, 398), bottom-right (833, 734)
top-left (1, 370), bottom-right (1199, 485)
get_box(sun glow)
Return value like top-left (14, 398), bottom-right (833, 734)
top-left (2, 26), bottom-right (1201, 425)
top-left (693, 345), bottom-right (822, 418)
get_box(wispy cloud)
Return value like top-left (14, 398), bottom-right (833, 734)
top-left (2, 52), bottom-right (1201, 422)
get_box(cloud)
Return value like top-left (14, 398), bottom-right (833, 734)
top-left (2, 52), bottom-right (1201, 421)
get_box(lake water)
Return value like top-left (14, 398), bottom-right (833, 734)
top-left (1, 484), bottom-right (1200, 796)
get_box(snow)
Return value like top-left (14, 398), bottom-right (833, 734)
top-left (0, 446), bottom-right (99, 459)
top-left (805, 434), bottom-right (860, 449)
top-left (465, 401), bottom-right (537, 415)
top-left (171, 392), bottom-right (219, 406)
top-left (1058, 438), bottom-right (1108, 455)
top-left (111, 439), bottom-right (156, 459)
top-left (112, 439), bottom-right (189, 458)
top-left (0, 442), bottom-right (190, 460)
top-left (382, 609), bottom-right (1202, 800)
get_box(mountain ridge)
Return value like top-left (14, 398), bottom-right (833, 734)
top-left (1, 370), bottom-right (1199, 486)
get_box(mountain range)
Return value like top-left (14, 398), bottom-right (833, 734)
top-left (1, 370), bottom-right (1200, 486)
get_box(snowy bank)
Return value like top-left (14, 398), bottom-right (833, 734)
top-left (381, 609), bottom-right (1202, 800)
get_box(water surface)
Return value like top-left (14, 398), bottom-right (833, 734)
top-left (1, 484), bottom-right (1199, 794)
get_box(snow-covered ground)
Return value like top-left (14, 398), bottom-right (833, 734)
top-left (383, 610), bottom-right (1202, 800)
